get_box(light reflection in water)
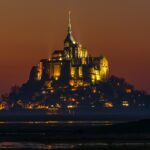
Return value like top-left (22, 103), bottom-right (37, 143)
top-left (0, 120), bottom-right (124, 126)
top-left (0, 142), bottom-right (75, 149)
top-left (0, 142), bottom-right (49, 149)
top-left (0, 142), bottom-right (150, 149)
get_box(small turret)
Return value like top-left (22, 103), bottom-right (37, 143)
top-left (29, 63), bottom-right (42, 81)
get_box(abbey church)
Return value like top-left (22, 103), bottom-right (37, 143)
top-left (29, 12), bottom-right (109, 89)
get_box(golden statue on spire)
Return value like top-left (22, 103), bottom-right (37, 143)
top-left (68, 11), bottom-right (72, 34)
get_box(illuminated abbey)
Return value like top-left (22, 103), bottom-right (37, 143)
top-left (29, 12), bottom-right (109, 89)
top-left (3, 13), bottom-right (149, 112)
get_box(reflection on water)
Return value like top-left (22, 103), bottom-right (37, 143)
top-left (0, 142), bottom-right (150, 149)
top-left (0, 142), bottom-right (75, 149)
top-left (0, 142), bottom-right (50, 149)
top-left (0, 120), bottom-right (124, 126)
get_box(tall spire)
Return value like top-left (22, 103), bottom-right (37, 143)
top-left (64, 11), bottom-right (76, 45)
top-left (68, 11), bottom-right (72, 34)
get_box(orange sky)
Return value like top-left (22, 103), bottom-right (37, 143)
top-left (0, 0), bottom-right (150, 94)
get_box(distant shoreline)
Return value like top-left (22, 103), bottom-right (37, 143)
top-left (0, 109), bottom-right (150, 122)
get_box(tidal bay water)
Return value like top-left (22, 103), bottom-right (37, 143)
top-left (0, 141), bottom-right (150, 149)
top-left (0, 119), bottom-right (149, 149)
top-left (0, 120), bottom-right (122, 149)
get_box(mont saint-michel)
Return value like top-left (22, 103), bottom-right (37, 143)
top-left (0, 13), bottom-right (150, 115)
